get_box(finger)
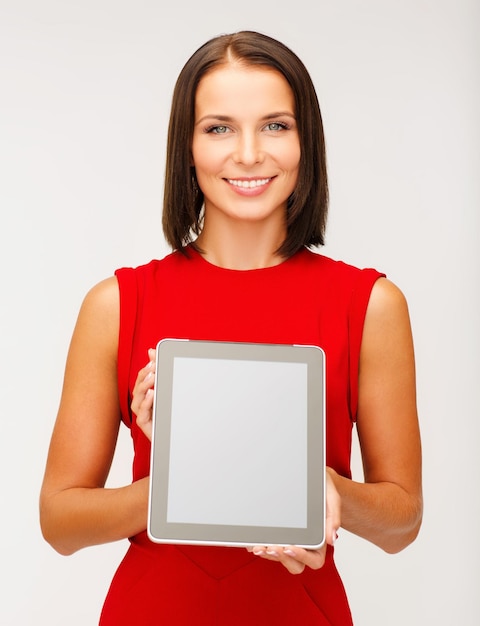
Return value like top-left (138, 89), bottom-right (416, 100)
top-left (131, 359), bottom-right (156, 415)
top-left (264, 546), bottom-right (306, 575)
top-left (136, 388), bottom-right (154, 441)
top-left (131, 362), bottom-right (154, 400)
top-left (136, 349), bottom-right (157, 385)
top-left (247, 546), bottom-right (312, 574)
top-left (325, 468), bottom-right (341, 546)
top-left (282, 545), bottom-right (327, 571)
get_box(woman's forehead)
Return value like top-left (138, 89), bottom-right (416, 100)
top-left (195, 64), bottom-right (295, 118)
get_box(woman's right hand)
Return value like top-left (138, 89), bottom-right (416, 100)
top-left (131, 348), bottom-right (156, 441)
top-left (246, 467), bottom-right (341, 574)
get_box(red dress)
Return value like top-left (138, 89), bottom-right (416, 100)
top-left (99, 246), bottom-right (384, 626)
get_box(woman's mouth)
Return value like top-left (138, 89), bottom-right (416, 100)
top-left (226, 177), bottom-right (273, 190)
top-left (225, 176), bottom-right (274, 194)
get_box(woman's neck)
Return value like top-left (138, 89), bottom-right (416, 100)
top-left (195, 215), bottom-right (287, 271)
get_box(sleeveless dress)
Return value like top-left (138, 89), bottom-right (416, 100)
top-left (99, 246), bottom-right (384, 626)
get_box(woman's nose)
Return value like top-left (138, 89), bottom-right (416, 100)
top-left (232, 132), bottom-right (264, 166)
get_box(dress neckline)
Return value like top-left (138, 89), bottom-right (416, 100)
top-left (185, 244), bottom-right (308, 274)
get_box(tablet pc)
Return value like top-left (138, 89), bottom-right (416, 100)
top-left (148, 339), bottom-right (325, 549)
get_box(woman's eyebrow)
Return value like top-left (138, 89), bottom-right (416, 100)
top-left (195, 114), bottom-right (233, 125)
top-left (261, 111), bottom-right (296, 120)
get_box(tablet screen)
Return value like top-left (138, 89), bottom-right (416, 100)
top-left (167, 357), bottom-right (308, 528)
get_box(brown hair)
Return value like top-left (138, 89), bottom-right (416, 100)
top-left (162, 30), bottom-right (328, 258)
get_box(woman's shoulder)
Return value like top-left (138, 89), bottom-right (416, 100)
top-left (76, 276), bottom-right (120, 335)
top-left (301, 248), bottom-right (385, 282)
top-left (114, 249), bottom-right (188, 278)
top-left (365, 276), bottom-right (410, 325)
top-left (82, 276), bottom-right (119, 310)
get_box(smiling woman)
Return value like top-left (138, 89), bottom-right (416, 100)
top-left (192, 64), bottom-right (301, 268)
top-left (40, 30), bottom-right (422, 626)
top-left (162, 31), bottom-right (329, 261)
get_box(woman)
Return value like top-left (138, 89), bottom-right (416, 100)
top-left (40, 31), bottom-right (422, 625)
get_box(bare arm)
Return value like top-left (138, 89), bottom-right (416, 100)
top-left (329, 277), bottom-right (423, 553)
top-left (39, 277), bottom-right (149, 556)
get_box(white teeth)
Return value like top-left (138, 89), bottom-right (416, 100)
top-left (228, 178), bottom-right (271, 188)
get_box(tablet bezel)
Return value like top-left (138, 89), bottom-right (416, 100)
top-left (147, 338), bottom-right (325, 549)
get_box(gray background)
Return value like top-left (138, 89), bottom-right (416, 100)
top-left (1, 0), bottom-right (479, 624)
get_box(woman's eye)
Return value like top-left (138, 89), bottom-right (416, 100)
top-left (266, 122), bottom-right (288, 131)
top-left (207, 125), bottom-right (229, 134)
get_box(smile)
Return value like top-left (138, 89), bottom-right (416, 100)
top-left (226, 178), bottom-right (272, 189)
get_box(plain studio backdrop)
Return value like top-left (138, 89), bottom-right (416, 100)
top-left (1, 1), bottom-right (479, 624)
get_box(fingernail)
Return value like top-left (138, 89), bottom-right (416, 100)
top-left (284, 549), bottom-right (296, 557)
top-left (253, 549), bottom-right (265, 556)
top-left (266, 549), bottom-right (279, 557)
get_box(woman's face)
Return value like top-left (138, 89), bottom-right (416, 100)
top-left (191, 63), bottom-right (300, 228)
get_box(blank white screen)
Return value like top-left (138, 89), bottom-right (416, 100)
top-left (167, 357), bottom-right (308, 528)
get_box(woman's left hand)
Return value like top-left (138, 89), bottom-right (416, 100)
top-left (246, 467), bottom-right (341, 574)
